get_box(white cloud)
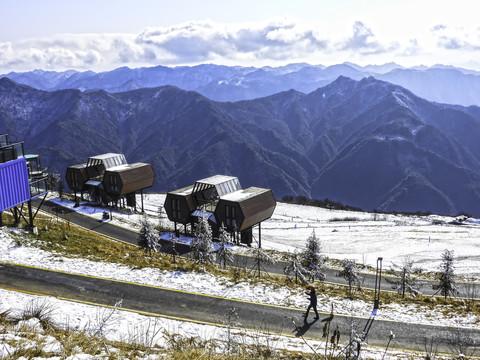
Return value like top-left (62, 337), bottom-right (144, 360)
top-left (1, 18), bottom-right (480, 72)
top-left (136, 19), bottom-right (329, 64)
top-left (432, 24), bottom-right (480, 51)
top-left (0, 19), bottom-right (329, 72)
top-left (399, 39), bottom-right (422, 57)
top-left (339, 21), bottom-right (398, 55)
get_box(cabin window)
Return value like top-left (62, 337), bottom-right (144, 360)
top-left (110, 174), bottom-right (119, 193)
top-left (171, 199), bottom-right (181, 220)
top-left (225, 205), bottom-right (236, 227)
top-left (71, 172), bottom-right (80, 189)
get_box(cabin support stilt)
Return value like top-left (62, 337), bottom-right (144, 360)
top-left (13, 207), bottom-right (19, 224)
top-left (28, 201), bottom-right (33, 230)
top-left (258, 222), bottom-right (261, 248)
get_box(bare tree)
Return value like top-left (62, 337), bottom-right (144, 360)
top-left (284, 251), bottom-right (309, 284)
top-left (217, 223), bottom-right (234, 268)
top-left (58, 180), bottom-right (65, 199)
top-left (421, 337), bottom-right (439, 360)
top-left (343, 316), bottom-right (362, 360)
top-left (223, 305), bottom-right (241, 354)
top-left (463, 277), bottom-right (479, 312)
top-left (337, 259), bottom-right (360, 297)
top-left (432, 249), bottom-right (458, 299)
top-left (386, 255), bottom-right (423, 297)
top-left (93, 299), bottom-right (123, 336)
top-left (157, 205), bottom-right (164, 230)
top-left (45, 172), bottom-right (60, 191)
top-left (250, 247), bottom-right (276, 279)
top-left (169, 232), bottom-right (179, 264)
top-left (445, 326), bottom-right (478, 358)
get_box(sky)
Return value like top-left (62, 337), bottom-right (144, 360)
top-left (1, 0), bottom-right (480, 73)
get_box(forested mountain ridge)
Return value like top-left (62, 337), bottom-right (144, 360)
top-left (2, 75), bottom-right (480, 216)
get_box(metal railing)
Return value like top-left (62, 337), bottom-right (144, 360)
top-left (0, 142), bottom-right (25, 164)
top-left (30, 177), bottom-right (48, 198)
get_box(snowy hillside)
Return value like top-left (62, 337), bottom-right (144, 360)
top-left (50, 193), bottom-right (480, 278)
top-left (1, 192), bottom-right (479, 358)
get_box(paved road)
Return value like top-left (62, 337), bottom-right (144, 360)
top-left (33, 199), bottom-right (480, 299)
top-left (1, 262), bottom-right (479, 356)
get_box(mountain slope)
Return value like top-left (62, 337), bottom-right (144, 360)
top-left (1, 76), bottom-right (480, 216)
top-left (377, 68), bottom-right (480, 106)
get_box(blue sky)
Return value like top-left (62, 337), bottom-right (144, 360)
top-left (1, 0), bottom-right (480, 72)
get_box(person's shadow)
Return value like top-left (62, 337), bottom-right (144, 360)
top-left (293, 317), bottom-right (319, 337)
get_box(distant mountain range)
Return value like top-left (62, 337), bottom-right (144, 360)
top-left (2, 75), bottom-right (480, 216)
top-left (3, 62), bottom-right (480, 106)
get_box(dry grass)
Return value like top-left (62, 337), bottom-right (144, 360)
top-left (6, 211), bottom-right (480, 317)
top-left (3, 207), bottom-right (480, 352)
top-left (0, 301), bottom-right (335, 360)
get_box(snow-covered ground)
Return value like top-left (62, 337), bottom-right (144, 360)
top-left (52, 192), bottom-right (480, 278)
top-left (266, 202), bottom-right (480, 277)
top-left (1, 225), bottom-right (477, 328)
top-left (0, 288), bottom-right (412, 360)
top-left (1, 192), bottom-right (479, 359)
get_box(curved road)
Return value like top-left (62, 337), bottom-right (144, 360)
top-left (0, 199), bottom-right (477, 356)
top-left (1, 262), bottom-right (479, 356)
top-left (33, 199), bottom-right (480, 299)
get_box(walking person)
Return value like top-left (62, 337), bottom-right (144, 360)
top-left (304, 286), bottom-right (319, 320)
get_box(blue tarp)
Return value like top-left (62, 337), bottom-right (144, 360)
top-left (0, 157), bottom-right (30, 212)
top-left (191, 209), bottom-right (217, 224)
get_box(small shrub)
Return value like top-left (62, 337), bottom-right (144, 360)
top-left (329, 217), bottom-right (360, 222)
top-left (19, 299), bottom-right (55, 331)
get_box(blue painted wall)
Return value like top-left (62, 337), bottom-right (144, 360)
top-left (0, 158), bottom-right (30, 212)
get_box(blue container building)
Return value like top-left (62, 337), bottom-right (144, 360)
top-left (0, 134), bottom-right (48, 228)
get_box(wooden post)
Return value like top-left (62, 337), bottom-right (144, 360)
top-left (141, 189), bottom-right (144, 212)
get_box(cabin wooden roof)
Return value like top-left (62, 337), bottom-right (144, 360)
top-left (105, 162), bottom-right (154, 195)
top-left (168, 184), bottom-right (195, 196)
top-left (196, 175), bottom-right (238, 186)
top-left (217, 187), bottom-right (276, 231)
top-left (108, 162), bottom-right (149, 173)
top-left (67, 163), bottom-right (87, 170)
top-left (87, 153), bottom-right (127, 169)
top-left (220, 187), bottom-right (271, 202)
top-left (193, 175), bottom-right (241, 198)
